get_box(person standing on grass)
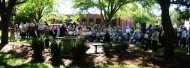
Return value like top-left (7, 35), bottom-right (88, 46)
top-left (37, 23), bottom-right (44, 37)
top-left (44, 22), bottom-right (49, 37)
top-left (27, 23), bottom-right (32, 38)
top-left (144, 31), bottom-right (150, 50)
top-left (151, 28), bottom-right (159, 52)
top-left (25, 22), bottom-right (30, 38)
top-left (187, 29), bottom-right (190, 54)
top-left (10, 23), bottom-right (15, 42)
top-left (15, 24), bottom-right (20, 39)
top-left (19, 22), bottom-right (23, 37)
top-left (30, 23), bottom-right (36, 38)
top-left (175, 28), bottom-right (181, 47)
top-left (20, 22), bottom-right (27, 39)
top-left (181, 27), bottom-right (188, 47)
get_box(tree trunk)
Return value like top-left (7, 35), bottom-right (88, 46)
top-left (0, 0), bottom-right (18, 50)
top-left (159, 0), bottom-right (175, 57)
top-left (0, 19), bottom-right (9, 49)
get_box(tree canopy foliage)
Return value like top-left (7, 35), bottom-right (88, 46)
top-left (170, 9), bottom-right (181, 27)
top-left (16, 0), bottom-right (56, 23)
top-left (73, 0), bottom-right (137, 25)
top-left (41, 14), bottom-right (67, 24)
top-left (115, 2), bottom-right (158, 25)
top-left (171, 0), bottom-right (190, 22)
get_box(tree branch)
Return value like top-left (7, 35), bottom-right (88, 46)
top-left (15, 1), bottom-right (27, 5)
top-left (0, 0), bottom-right (2, 13)
top-left (6, 0), bottom-right (17, 19)
top-left (0, 0), bottom-right (6, 18)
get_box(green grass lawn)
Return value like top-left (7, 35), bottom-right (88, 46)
top-left (0, 52), bottom-right (141, 68)
top-left (0, 52), bottom-right (61, 68)
top-left (134, 45), bottom-right (188, 55)
top-left (0, 36), bottom-right (1, 43)
top-left (15, 38), bottom-right (32, 43)
top-left (0, 36), bottom-right (32, 43)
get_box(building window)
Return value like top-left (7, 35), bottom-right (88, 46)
top-left (96, 18), bottom-right (101, 24)
top-left (89, 18), bottom-right (94, 26)
top-left (82, 19), bottom-right (86, 25)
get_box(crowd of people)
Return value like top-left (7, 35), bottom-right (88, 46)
top-left (9, 22), bottom-right (190, 54)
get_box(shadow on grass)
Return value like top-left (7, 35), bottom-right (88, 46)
top-left (0, 52), bottom-right (53, 68)
top-left (1, 43), bottom-right (190, 68)
top-left (137, 47), bottom-right (190, 67)
top-left (66, 54), bottom-right (95, 68)
top-left (50, 57), bottom-right (63, 67)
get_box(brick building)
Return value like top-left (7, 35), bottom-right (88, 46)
top-left (67, 14), bottom-right (135, 28)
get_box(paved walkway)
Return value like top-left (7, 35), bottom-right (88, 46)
top-left (86, 42), bottom-right (135, 54)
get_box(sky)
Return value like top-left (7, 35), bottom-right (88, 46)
top-left (57, 0), bottom-right (100, 14)
top-left (57, 0), bottom-right (74, 14)
top-left (57, 0), bottom-right (177, 15)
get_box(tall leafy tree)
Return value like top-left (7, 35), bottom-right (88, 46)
top-left (177, 10), bottom-right (190, 22)
top-left (141, 0), bottom-right (188, 57)
top-left (171, 0), bottom-right (190, 7)
top-left (170, 9), bottom-right (181, 26)
top-left (114, 2), bottom-right (158, 25)
top-left (16, 0), bottom-right (56, 23)
top-left (158, 0), bottom-right (175, 57)
top-left (0, 0), bottom-right (26, 49)
top-left (73, 0), bottom-right (136, 25)
top-left (41, 14), bottom-right (67, 24)
top-left (171, 0), bottom-right (190, 22)
top-left (158, 0), bottom-right (190, 57)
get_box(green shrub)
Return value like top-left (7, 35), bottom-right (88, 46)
top-left (50, 39), bottom-right (62, 65)
top-left (31, 37), bottom-right (45, 62)
top-left (115, 44), bottom-right (123, 53)
top-left (71, 38), bottom-right (88, 59)
top-left (45, 37), bottom-right (51, 48)
top-left (114, 41), bottom-right (129, 53)
top-left (50, 40), bottom-right (61, 59)
top-left (103, 43), bottom-right (111, 55)
top-left (121, 41), bottom-right (129, 52)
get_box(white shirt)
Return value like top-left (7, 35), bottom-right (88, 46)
top-left (182, 30), bottom-right (187, 38)
top-left (38, 24), bottom-right (44, 30)
top-left (126, 28), bottom-right (131, 33)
